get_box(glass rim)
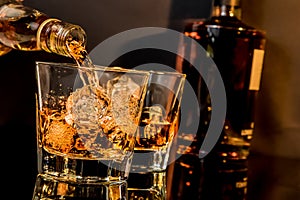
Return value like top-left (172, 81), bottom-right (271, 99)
top-left (35, 61), bottom-right (186, 81)
top-left (35, 61), bottom-right (151, 75)
top-left (147, 69), bottom-right (186, 77)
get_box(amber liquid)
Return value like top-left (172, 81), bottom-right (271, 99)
top-left (134, 84), bottom-right (178, 152)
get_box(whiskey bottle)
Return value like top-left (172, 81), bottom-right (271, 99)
top-left (0, 0), bottom-right (87, 58)
top-left (175, 0), bottom-right (266, 160)
top-left (169, 2), bottom-right (265, 199)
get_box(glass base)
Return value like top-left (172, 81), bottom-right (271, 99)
top-left (128, 189), bottom-right (165, 200)
top-left (32, 174), bottom-right (127, 200)
top-left (127, 171), bottom-right (166, 200)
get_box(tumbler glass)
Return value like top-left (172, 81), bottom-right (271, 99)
top-left (33, 61), bottom-right (149, 199)
top-left (127, 70), bottom-right (186, 200)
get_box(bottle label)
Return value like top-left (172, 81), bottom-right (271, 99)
top-left (249, 49), bottom-right (265, 90)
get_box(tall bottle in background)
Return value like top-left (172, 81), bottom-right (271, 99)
top-left (176, 0), bottom-right (266, 161)
top-left (0, 0), bottom-right (87, 59)
top-left (170, 0), bottom-right (266, 199)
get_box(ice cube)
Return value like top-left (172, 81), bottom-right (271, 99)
top-left (64, 84), bottom-right (111, 151)
top-left (65, 84), bottom-right (110, 127)
top-left (107, 75), bottom-right (141, 135)
top-left (64, 75), bottom-right (141, 153)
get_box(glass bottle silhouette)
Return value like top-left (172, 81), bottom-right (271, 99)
top-left (170, 0), bottom-right (266, 199)
top-left (0, 0), bottom-right (87, 58)
top-left (175, 0), bottom-right (266, 160)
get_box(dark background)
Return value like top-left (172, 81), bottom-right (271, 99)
top-left (1, 0), bottom-right (299, 199)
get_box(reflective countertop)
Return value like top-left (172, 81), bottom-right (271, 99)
top-left (167, 152), bottom-right (300, 200)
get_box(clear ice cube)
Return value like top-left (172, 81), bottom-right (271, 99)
top-left (108, 75), bottom-right (141, 135)
top-left (64, 75), bottom-right (141, 153)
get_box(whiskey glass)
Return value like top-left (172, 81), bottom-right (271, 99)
top-left (33, 61), bottom-right (149, 199)
top-left (127, 70), bottom-right (186, 200)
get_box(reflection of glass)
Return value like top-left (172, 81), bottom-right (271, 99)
top-left (127, 70), bottom-right (186, 200)
top-left (33, 62), bottom-right (149, 199)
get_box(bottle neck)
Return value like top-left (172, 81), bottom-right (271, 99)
top-left (37, 18), bottom-right (87, 59)
top-left (212, 0), bottom-right (242, 19)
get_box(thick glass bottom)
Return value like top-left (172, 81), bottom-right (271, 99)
top-left (38, 149), bottom-right (130, 182)
top-left (32, 174), bottom-right (127, 200)
top-left (127, 171), bottom-right (166, 200)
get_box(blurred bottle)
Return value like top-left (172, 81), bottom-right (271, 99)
top-left (0, 0), bottom-right (86, 58)
top-left (175, 0), bottom-right (266, 158)
top-left (169, 0), bottom-right (266, 199)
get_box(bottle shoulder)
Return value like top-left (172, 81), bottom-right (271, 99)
top-left (184, 16), bottom-right (266, 38)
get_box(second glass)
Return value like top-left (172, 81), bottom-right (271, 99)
top-left (127, 70), bottom-right (186, 200)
